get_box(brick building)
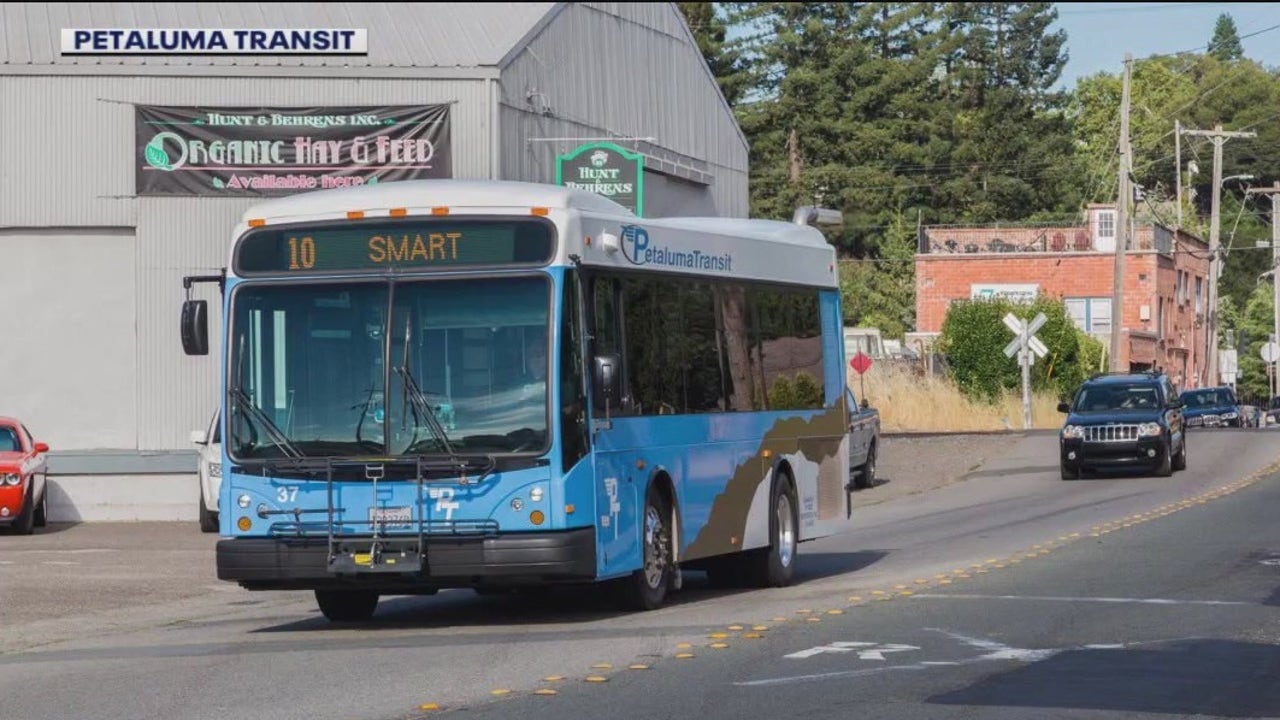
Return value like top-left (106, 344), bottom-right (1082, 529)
top-left (914, 205), bottom-right (1212, 390)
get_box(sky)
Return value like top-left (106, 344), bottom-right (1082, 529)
top-left (1051, 2), bottom-right (1280, 88)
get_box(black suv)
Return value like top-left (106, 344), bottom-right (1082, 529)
top-left (1057, 371), bottom-right (1187, 480)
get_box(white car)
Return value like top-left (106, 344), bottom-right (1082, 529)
top-left (190, 410), bottom-right (222, 533)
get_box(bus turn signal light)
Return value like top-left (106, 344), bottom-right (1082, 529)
top-left (531, 207), bottom-right (550, 216)
top-left (248, 218), bottom-right (266, 228)
top-left (432, 206), bottom-right (450, 215)
top-left (347, 210), bottom-right (365, 220)
top-left (530, 510), bottom-right (545, 526)
top-left (237, 516), bottom-right (252, 531)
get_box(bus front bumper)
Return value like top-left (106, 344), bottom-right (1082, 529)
top-left (217, 527), bottom-right (597, 590)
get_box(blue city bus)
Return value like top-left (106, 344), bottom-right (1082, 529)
top-left (179, 179), bottom-right (854, 621)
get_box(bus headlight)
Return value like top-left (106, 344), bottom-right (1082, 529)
top-left (237, 494), bottom-right (252, 509)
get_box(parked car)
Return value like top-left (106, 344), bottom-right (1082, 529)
top-left (1179, 386), bottom-right (1243, 428)
top-left (0, 417), bottom-right (50, 534)
top-left (1058, 371), bottom-right (1186, 479)
top-left (846, 385), bottom-right (881, 490)
top-left (190, 409), bottom-right (222, 533)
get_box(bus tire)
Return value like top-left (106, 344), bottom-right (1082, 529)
top-left (615, 482), bottom-right (673, 611)
top-left (314, 589), bottom-right (379, 622)
top-left (747, 474), bottom-right (798, 588)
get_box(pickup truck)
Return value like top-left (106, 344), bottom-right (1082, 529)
top-left (845, 386), bottom-right (881, 489)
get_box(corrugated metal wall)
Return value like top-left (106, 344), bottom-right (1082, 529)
top-left (0, 76), bottom-right (491, 451)
top-left (498, 2), bottom-right (748, 218)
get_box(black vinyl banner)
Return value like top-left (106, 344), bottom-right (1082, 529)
top-left (135, 105), bottom-right (451, 196)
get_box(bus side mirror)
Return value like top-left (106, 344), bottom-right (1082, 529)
top-left (592, 354), bottom-right (620, 412)
top-left (181, 300), bottom-right (209, 356)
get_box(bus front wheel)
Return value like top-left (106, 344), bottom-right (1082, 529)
top-left (615, 483), bottom-right (673, 611)
top-left (315, 589), bottom-right (379, 622)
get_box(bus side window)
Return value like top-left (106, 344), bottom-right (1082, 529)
top-left (589, 276), bottom-right (630, 414)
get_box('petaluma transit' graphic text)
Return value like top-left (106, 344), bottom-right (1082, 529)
top-left (621, 225), bottom-right (732, 272)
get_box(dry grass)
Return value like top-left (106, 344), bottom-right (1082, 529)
top-left (850, 363), bottom-right (1062, 432)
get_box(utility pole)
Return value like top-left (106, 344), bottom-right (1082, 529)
top-left (1246, 181), bottom-right (1280, 399)
top-left (1175, 118), bottom-right (1182, 229)
top-left (1110, 54), bottom-right (1133, 372)
top-left (1181, 123), bottom-right (1257, 386)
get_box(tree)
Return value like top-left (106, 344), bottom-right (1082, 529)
top-left (938, 295), bottom-right (1093, 402)
top-left (1208, 13), bottom-right (1244, 63)
top-left (677, 3), bottom-right (752, 106)
top-left (1235, 281), bottom-right (1273, 400)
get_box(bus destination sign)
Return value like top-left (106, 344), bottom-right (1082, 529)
top-left (235, 219), bottom-right (555, 273)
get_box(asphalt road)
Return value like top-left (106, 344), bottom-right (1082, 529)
top-left (3, 428), bottom-right (1279, 720)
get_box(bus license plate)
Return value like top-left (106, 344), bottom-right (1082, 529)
top-left (369, 506), bottom-right (412, 530)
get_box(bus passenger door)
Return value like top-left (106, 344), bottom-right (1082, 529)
top-left (586, 274), bottom-right (642, 580)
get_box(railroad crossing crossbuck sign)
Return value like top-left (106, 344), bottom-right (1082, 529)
top-left (1004, 312), bottom-right (1048, 430)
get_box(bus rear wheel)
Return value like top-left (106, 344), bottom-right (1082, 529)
top-left (315, 589), bottom-right (379, 622)
top-left (615, 483), bottom-right (673, 611)
top-left (705, 475), bottom-right (798, 589)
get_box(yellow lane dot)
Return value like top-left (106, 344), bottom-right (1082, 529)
top-left (677, 643), bottom-right (693, 649)
top-left (827, 609), bottom-right (845, 615)
top-left (491, 689), bottom-right (512, 696)
top-left (807, 617), bottom-right (822, 622)
top-left (592, 663), bottom-right (613, 669)
top-left (871, 590), bottom-right (887, 596)
top-left (894, 584), bottom-right (908, 590)
top-left (419, 703), bottom-right (441, 712)
top-left (876, 595), bottom-right (894, 601)
top-left (1032, 544), bottom-right (1042, 549)
top-left (797, 609), bottom-right (813, 614)
top-left (585, 676), bottom-right (608, 683)
top-left (773, 616), bottom-right (788, 622)
top-left (630, 664), bottom-right (650, 670)
top-left (915, 579), bottom-right (930, 584)
top-left (709, 633), bottom-right (729, 639)
top-left (744, 633), bottom-right (763, 639)
top-left (1060, 535), bottom-right (1073, 541)
top-left (544, 676), bottom-right (565, 682)
top-left (534, 689), bottom-right (558, 696)
top-left (953, 568), bottom-right (967, 574)
top-left (955, 574), bottom-right (970, 579)
top-left (975, 568), bottom-right (989, 573)
top-left (753, 625), bottom-right (769, 631)
top-left (1090, 533), bottom-right (1101, 537)
top-left (971, 564), bottom-right (984, 569)
top-left (939, 579), bottom-right (953, 585)
top-left (728, 625), bottom-right (745, 630)
top-left (899, 590), bottom-right (914, 596)
top-left (676, 653), bottom-right (695, 659)
top-left (710, 643), bottom-right (729, 649)
top-left (994, 564), bottom-right (1006, 568)
top-left (935, 574), bottom-right (950, 579)
top-left (985, 558), bottom-right (1000, 564)
top-left (848, 596), bottom-right (863, 602)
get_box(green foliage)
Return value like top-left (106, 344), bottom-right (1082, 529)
top-left (677, 3), bottom-right (751, 106)
top-left (731, 2), bottom-right (1084, 251)
top-left (938, 295), bottom-right (1094, 403)
top-left (766, 371), bottom-right (824, 410)
top-left (1235, 281), bottom-right (1274, 399)
top-left (1209, 13), bottom-right (1244, 63)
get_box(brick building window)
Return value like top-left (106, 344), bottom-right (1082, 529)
top-left (1195, 277), bottom-right (1203, 314)
top-left (1066, 297), bottom-right (1112, 334)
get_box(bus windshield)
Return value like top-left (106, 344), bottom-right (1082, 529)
top-left (227, 275), bottom-right (550, 460)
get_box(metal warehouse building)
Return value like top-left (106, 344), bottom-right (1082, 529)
top-left (0, 2), bottom-right (748, 520)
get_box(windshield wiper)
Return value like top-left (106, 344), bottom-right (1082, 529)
top-left (231, 385), bottom-right (305, 459)
top-left (395, 364), bottom-right (456, 456)
top-left (232, 333), bottom-right (304, 459)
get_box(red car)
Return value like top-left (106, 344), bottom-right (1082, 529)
top-left (0, 417), bottom-right (49, 534)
